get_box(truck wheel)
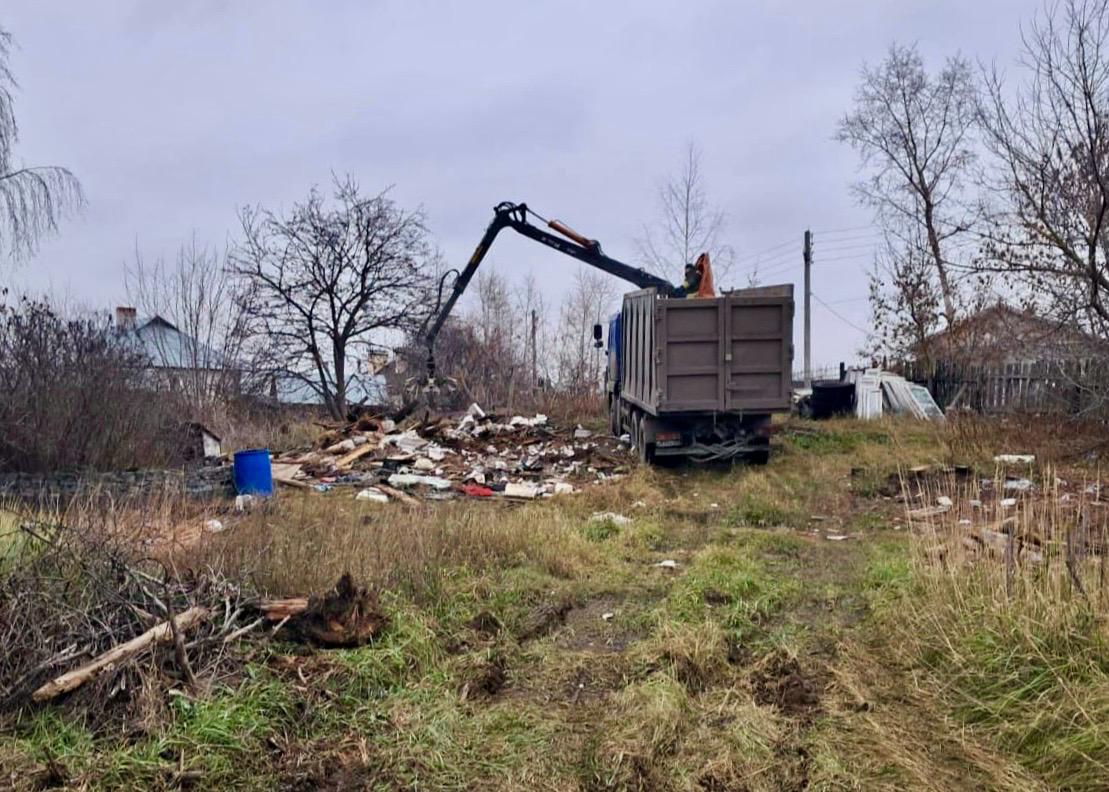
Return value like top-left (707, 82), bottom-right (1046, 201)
top-left (636, 414), bottom-right (655, 464)
top-left (747, 449), bottom-right (770, 465)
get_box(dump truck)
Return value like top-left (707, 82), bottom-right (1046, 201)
top-left (601, 284), bottom-right (794, 463)
top-left (421, 201), bottom-right (795, 463)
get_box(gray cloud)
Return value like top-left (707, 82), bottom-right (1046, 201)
top-left (4, 0), bottom-right (1040, 365)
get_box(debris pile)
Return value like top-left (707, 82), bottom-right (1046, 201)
top-left (270, 405), bottom-right (632, 502)
top-left (898, 459), bottom-right (1107, 568)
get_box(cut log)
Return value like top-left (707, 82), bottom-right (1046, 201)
top-left (259, 598), bottom-right (309, 621)
top-left (32, 607), bottom-right (209, 703)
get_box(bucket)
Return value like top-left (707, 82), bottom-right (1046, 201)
top-left (233, 448), bottom-right (273, 496)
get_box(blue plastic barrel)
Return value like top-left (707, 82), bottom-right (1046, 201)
top-left (233, 448), bottom-right (274, 496)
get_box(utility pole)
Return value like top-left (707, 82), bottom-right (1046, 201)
top-left (803, 229), bottom-right (812, 389)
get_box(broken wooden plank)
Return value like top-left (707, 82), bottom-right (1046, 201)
top-left (375, 483), bottom-right (418, 505)
top-left (906, 504), bottom-right (951, 520)
top-left (334, 442), bottom-right (376, 469)
top-left (32, 607), bottom-right (209, 702)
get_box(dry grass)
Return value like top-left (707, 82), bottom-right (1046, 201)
top-left (188, 491), bottom-right (605, 600)
top-left (886, 462), bottom-right (1109, 789)
top-left (11, 414), bottom-right (1109, 789)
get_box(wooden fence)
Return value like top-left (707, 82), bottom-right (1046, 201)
top-left (896, 359), bottom-right (1108, 415)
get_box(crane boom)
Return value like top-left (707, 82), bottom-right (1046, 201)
top-left (422, 201), bottom-right (679, 381)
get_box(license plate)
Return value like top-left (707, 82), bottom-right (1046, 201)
top-left (656, 432), bottom-right (682, 448)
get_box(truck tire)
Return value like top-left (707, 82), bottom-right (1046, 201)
top-left (747, 448), bottom-right (770, 465)
top-left (636, 414), bottom-right (655, 464)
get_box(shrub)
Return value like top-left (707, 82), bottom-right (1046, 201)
top-left (0, 298), bottom-right (185, 472)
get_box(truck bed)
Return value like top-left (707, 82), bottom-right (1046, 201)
top-left (620, 285), bottom-right (794, 415)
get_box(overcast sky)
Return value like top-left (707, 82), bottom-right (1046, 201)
top-left (3, 0), bottom-right (1040, 367)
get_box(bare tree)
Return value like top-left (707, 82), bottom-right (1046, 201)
top-left (637, 142), bottom-right (735, 286)
top-left (232, 176), bottom-right (434, 418)
top-left (0, 29), bottom-right (83, 261)
top-left (554, 267), bottom-right (616, 394)
top-left (867, 229), bottom-right (945, 362)
top-left (837, 44), bottom-right (978, 328)
top-left (978, 0), bottom-right (1109, 338)
top-left (127, 235), bottom-right (261, 413)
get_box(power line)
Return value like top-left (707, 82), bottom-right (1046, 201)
top-left (812, 292), bottom-right (870, 334)
top-left (735, 236), bottom-right (798, 263)
top-left (812, 223), bottom-right (877, 236)
top-left (814, 231), bottom-right (884, 246)
top-left (734, 247), bottom-right (797, 270)
top-left (813, 241), bottom-right (881, 256)
top-left (812, 252), bottom-right (879, 265)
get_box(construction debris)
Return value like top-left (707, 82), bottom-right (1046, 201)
top-left (266, 406), bottom-right (632, 502)
top-left (590, 512), bottom-right (632, 526)
top-left (355, 487), bottom-right (389, 503)
top-left (995, 454), bottom-right (1035, 465)
top-left (843, 369), bottom-right (944, 421)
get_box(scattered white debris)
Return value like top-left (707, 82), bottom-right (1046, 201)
top-left (619, 433), bottom-right (631, 444)
top-left (387, 473), bottom-right (452, 491)
top-left (1004, 478), bottom-right (1033, 492)
top-left (936, 495), bottom-right (954, 508)
top-left (552, 482), bottom-right (575, 495)
top-left (413, 457), bottom-right (436, 472)
top-left (632, 500), bottom-right (647, 508)
top-left (969, 499), bottom-right (983, 509)
top-left (384, 430), bottom-right (428, 454)
top-left (601, 612), bottom-right (614, 621)
top-left (204, 519), bottom-right (225, 533)
top-left (654, 559), bottom-right (679, 569)
top-left (234, 494), bottom-right (254, 512)
top-left (355, 487), bottom-right (389, 503)
top-left (504, 482), bottom-right (540, 499)
top-left (999, 497), bottom-right (1018, 508)
top-left (573, 426), bottom-right (593, 439)
top-left (379, 418), bottom-right (396, 433)
top-left (825, 533), bottom-right (849, 541)
top-left (995, 454), bottom-right (1035, 464)
top-left (958, 518), bottom-right (972, 526)
top-left (426, 444), bottom-right (447, 462)
top-left (590, 512), bottom-right (632, 526)
top-left (467, 402), bottom-right (486, 419)
top-left (326, 438), bottom-right (356, 454)
top-left (509, 414), bottom-right (548, 428)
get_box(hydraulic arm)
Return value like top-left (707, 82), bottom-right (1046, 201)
top-left (423, 201), bottom-right (679, 381)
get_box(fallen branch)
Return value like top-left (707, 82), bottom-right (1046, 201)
top-left (32, 607), bottom-right (209, 703)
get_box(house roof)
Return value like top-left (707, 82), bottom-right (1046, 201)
top-left (922, 303), bottom-right (1107, 362)
top-left (126, 315), bottom-right (230, 370)
top-left (271, 372), bottom-right (388, 407)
